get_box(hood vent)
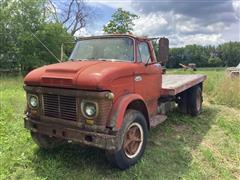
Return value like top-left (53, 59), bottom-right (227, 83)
top-left (42, 77), bottom-right (73, 86)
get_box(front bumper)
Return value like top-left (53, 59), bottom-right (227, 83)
top-left (24, 117), bottom-right (117, 150)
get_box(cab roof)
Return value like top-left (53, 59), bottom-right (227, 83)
top-left (77, 34), bottom-right (154, 41)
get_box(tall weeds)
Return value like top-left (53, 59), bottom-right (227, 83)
top-left (211, 76), bottom-right (240, 109)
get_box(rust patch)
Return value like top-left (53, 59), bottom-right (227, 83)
top-left (24, 117), bottom-right (117, 150)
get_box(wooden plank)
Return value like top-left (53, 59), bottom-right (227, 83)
top-left (161, 74), bottom-right (207, 96)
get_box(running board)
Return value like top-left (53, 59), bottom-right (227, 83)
top-left (150, 115), bottom-right (167, 128)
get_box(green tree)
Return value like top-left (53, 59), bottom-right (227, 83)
top-left (218, 42), bottom-right (240, 67)
top-left (168, 48), bottom-right (185, 68)
top-left (19, 23), bottom-right (74, 73)
top-left (0, 0), bottom-right (45, 72)
top-left (0, 0), bottom-right (74, 74)
top-left (184, 45), bottom-right (209, 67)
top-left (208, 56), bottom-right (222, 67)
top-left (103, 8), bottom-right (139, 34)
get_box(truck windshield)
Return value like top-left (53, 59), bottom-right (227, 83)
top-left (69, 37), bottom-right (134, 61)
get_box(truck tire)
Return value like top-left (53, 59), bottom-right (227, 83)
top-left (106, 110), bottom-right (148, 170)
top-left (177, 91), bottom-right (188, 114)
top-left (31, 132), bottom-right (64, 149)
top-left (188, 85), bottom-right (202, 116)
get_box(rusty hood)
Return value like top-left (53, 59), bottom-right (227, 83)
top-left (24, 60), bottom-right (135, 91)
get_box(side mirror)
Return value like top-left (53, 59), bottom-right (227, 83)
top-left (158, 38), bottom-right (169, 66)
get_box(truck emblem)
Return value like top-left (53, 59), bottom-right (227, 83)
top-left (135, 75), bottom-right (142, 81)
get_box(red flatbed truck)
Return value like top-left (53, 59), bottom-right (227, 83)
top-left (23, 34), bottom-right (206, 169)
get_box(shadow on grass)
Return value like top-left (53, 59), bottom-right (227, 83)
top-left (31, 105), bottom-right (218, 179)
top-left (145, 105), bottom-right (218, 178)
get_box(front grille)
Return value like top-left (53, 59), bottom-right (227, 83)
top-left (43, 94), bottom-right (77, 121)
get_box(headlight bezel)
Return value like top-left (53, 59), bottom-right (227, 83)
top-left (27, 94), bottom-right (39, 109)
top-left (81, 100), bottom-right (99, 119)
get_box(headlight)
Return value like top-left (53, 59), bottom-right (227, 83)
top-left (81, 100), bottom-right (98, 118)
top-left (28, 95), bottom-right (39, 109)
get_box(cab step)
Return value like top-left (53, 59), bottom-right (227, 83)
top-left (150, 115), bottom-right (167, 128)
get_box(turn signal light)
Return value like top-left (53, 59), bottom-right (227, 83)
top-left (86, 119), bottom-right (94, 125)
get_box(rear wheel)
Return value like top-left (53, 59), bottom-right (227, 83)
top-left (188, 85), bottom-right (202, 116)
top-left (177, 91), bottom-right (188, 114)
top-left (106, 110), bottom-right (148, 170)
top-left (31, 132), bottom-right (64, 149)
top-left (177, 84), bottom-right (203, 116)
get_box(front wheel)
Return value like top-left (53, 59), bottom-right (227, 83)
top-left (106, 110), bottom-right (148, 170)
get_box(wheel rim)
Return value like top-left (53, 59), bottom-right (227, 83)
top-left (196, 90), bottom-right (201, 112)
top-left (123, 122), bottom-right (144, 159)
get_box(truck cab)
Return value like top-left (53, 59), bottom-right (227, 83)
top-left (24, 34), bottom-right (206, 169)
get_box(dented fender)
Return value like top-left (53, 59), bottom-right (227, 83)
top-left (108, 94), bottom-right (148, 130)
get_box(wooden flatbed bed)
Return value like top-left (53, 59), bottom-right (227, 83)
top-left (161, 74), bottom-right (207, 96)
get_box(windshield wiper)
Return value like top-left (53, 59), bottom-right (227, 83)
top-left (82, 57), bottom-right (97, 60)
top-left (97, 59), bottom-right (107, 61)
top-left (69, 59), bottom-right (82, 61)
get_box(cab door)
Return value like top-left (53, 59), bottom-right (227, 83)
top-left (134, 41), bottom-right (162, 115)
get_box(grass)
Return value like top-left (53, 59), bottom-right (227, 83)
top-left (0, 68), bottom-right (240, 179)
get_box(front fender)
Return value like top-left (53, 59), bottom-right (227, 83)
top-left (108, 94), bottom-right (148, 130)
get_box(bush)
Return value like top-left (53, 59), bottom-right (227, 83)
top-left (208, 57), bottom-right (222, 67)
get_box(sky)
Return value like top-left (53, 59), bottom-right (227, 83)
top-left (76, 0), bottom-right (240, 47)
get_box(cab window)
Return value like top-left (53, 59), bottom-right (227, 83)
top-left (137, 42), bottom-right (151, 63)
